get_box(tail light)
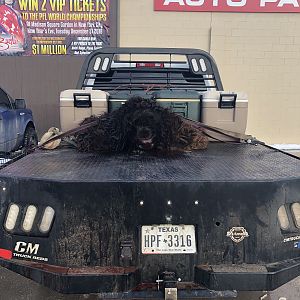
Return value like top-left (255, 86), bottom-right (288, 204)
top-left (22, 205), bottom-right (38, 232)
top-left (291, 203), bottom-right (300, 228)
top-left (136, 63), bottom-right (164, 68)
top-left (278, 205), bottom-right (290, 230)
top-left (4, 204), bottom-right (20, 231)
top-left (4, 204), bottom-right (55, 235)
top-left (39, 206), bottom-right (55, 233)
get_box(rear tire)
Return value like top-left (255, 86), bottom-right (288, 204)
top-left (23, 126), bottom-right (38, 150)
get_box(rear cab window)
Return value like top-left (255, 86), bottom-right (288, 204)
top-left (0, 88), bottom-right (13, 109)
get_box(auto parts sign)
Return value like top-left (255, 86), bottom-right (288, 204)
top-left (154, 0), bottom-right (300, 12)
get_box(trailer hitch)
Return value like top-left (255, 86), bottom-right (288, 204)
top-left (157, 271), bottom-right (178, 300)
top-left (165, 287), bottom-right (177, 300)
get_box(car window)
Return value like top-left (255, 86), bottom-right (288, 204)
top-left (0, 88), bottom-right (12, 109)
top-left (8, 94), bottom-right (16, 109)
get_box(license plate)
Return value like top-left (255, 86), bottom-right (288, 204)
top-left (141, 225), bottom-right (196, 254)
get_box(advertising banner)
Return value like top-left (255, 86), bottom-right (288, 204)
top-left (0, 0), bottom-right (110, 56)
top-left (154, 0), bottom-right (300, 13)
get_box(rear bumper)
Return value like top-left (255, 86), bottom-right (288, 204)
top-left (195, 258), bottom-right (300, 291)
top-left (0, 259), bottom-right (139, 294)
top-left (0, 258), bottom-right (300, 296)
top-left (0, 258), bottom-right (236, 298)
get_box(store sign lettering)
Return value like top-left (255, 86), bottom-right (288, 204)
top-left (155, 0), bottom-right (300, 12)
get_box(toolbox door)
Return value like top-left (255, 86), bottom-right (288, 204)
top-left (153, 90), bottom-right (202, 121)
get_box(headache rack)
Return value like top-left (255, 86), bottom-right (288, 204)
top-left (77, 48), bottom-right (224, 94)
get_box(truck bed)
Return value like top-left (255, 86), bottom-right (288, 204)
top-left (1, 143), bottom-right (299, 182)
top-left (1, 142), bottom-right (300, 294)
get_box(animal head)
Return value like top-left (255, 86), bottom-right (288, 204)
top-left (114, 96), bottom-right (179, 152)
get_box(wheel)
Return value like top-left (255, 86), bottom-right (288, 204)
top-left (23, 126), bottom-right (38, 150)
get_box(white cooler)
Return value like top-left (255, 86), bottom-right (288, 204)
top-left (201, 91), bottom-right (248, 141)
top-left (60, 89), bottom-right (109, 132)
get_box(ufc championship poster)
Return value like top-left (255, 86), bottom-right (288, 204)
top-left (0, 0), bottom-right (110, 56)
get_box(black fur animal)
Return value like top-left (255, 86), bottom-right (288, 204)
top-left (75, 96), bottom-right (208, 154)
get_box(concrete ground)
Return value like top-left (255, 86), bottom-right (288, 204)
top-left (0, 266), bottom-right (299, 300)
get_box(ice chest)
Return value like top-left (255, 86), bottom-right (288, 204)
top-left (201, 91), bottom-right (248, 139)
top-left (60, 89), bottom-right (108, 132)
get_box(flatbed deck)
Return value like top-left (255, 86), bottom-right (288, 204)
top-left (1, 141), bottom-right (300, 295)
top-left (1, 143), bottom-right (300, 182)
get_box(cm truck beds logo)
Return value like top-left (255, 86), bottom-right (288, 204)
top-left (13, 242), bottom-right (48, 262)
top-left (154, 0), bottom-right (300, 12)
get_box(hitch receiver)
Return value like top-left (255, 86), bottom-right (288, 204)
top-left (165, 287), bottom-right (178, 300)
top-left (160, 271), bottom-right (178, 300)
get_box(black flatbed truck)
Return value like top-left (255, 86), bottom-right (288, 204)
top-left (0, 48), bottom-right (300, 299)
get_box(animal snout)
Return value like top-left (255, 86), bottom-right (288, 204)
top-left (137, 127), bottom-right (153, 140)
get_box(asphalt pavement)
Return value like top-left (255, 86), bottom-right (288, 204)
top-left (0, 266), bottom-right (299, 300)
